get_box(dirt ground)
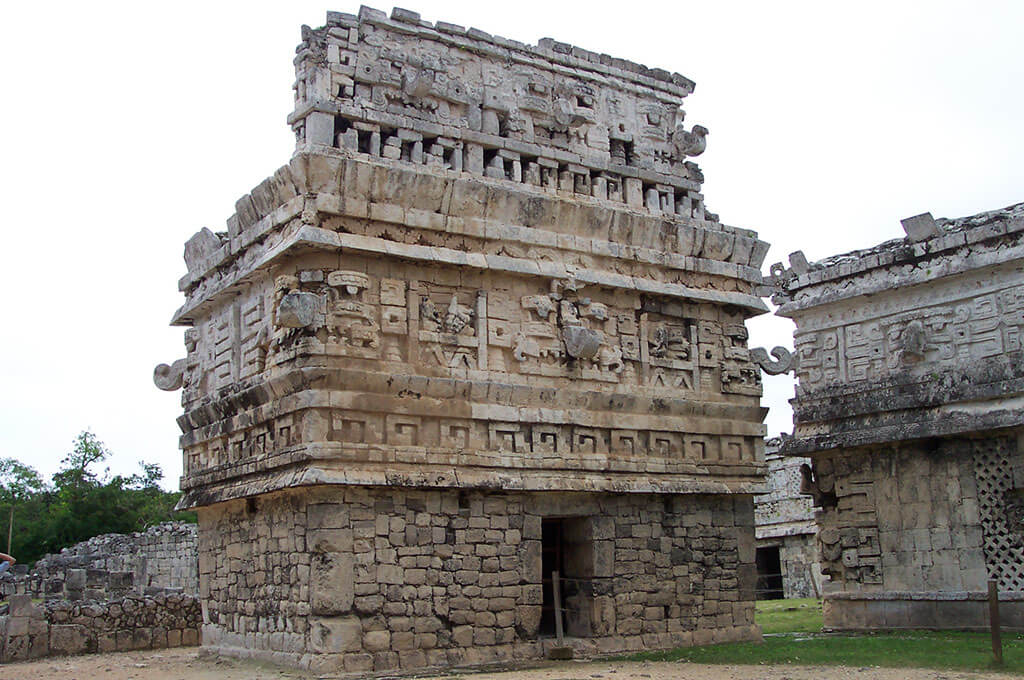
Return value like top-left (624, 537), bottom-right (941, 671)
top-left (0, 647), bottom-right (1016, 680)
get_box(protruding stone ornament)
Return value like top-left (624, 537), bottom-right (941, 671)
top-left (402, 67), bottom-right (435, 99)
top-left (277, 291), bottom-right (320, 328)
top-left (551, 98), bottom-right (586, 130)
top-left (562, 325), bottom-right (602, 359)
top-left (788, 250), bottom-right (809, 275)
top-left (672, 124), bottom-right (708, 158)
top-left (183, 228), bottom-right (224, 273)
top-left (900, 320), bottom-right (926, 362)
top-left (751, 346), bottom-right (797, 375)
top-left (900, 212), bottom-right (940, 242)
top-left (153, 359), bottom-right (187, 391)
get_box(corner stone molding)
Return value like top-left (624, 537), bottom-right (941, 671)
top-left (153, 6), bottom-right (771, 672)
top-left (153, 359), bottom-right (187, 391)
top-left (750, 346), bottom-right (797, 375)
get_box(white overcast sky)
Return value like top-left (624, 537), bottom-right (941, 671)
top-left (2, 1), bottom-right (1022, 489)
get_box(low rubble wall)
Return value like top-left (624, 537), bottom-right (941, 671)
top-left (10, 522), bottom-right (198, 600)
top-left (0, 592), bottom-right (200, 662)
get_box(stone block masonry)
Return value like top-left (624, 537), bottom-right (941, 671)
top-left (0, 524), bottom-right (201, 662)
top-left (198, 487), bottom-right (758, 672)
top-left (774, 533), bottom-right (818, 599)
top-left (754, 438), bottom-right (821, 599)
top-left (0, 592), bottom-right (200, 662)
top-left (4, 522), bottom-right (198, 601)
top-left (771, 201), bottom-right (1024, 629)
top-left (156, 5), bottom-right (769, 671)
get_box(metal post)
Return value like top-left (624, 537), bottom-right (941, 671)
top-left (552, 570), bottom-right (564, 645)
top-left (989, 580), bottom-right (1003, 666)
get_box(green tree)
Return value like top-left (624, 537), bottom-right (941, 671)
top-left (118, 461), bottom-right (195, 527)
top-left (51, 430), bottom-right (109, 495)
top-left (0, 458), bottom-right (45, 554)
top-left (0, 431), bottom-right (195, 565)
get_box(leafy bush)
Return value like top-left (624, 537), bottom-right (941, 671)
top-left (0, 430), bottom-right (195, 565)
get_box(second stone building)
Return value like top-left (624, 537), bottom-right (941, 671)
top-left (773, 203), bottom-right (1024, 630)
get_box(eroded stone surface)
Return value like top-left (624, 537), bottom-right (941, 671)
top-left (156, 6), bottom-right (768, 670)
top-left (2, 523), bottom-right (198, 602)
top-left (770, 201), bottom-right (1024, 629)
top-left (197, 488), bottom-right (759, 671)
top-left (0, 592), bottom-right (200, 662)
top-left (754, 438), bottom-right (820, 599)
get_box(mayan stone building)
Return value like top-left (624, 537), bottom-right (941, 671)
top-left (754, 438), bottom-right (820, 599)
top-left (155, 6), bottom-right (770, 672)
top-left (772, 203), bottom-right (1024, 630)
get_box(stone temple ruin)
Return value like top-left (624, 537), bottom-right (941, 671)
top-left (155, 5), bottom-right (770, 673)
top-left (0, 523), bottom-right (200, 661)
top-left (771, 203), bottom-right (1024, 630)
top-left (753, 438), bottom-right (820, 599)
top-left (11, 522), bottom-right (198, 601)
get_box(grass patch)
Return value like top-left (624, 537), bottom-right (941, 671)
top-left (756, 597), bottom-right (822, 634)
top-left (633, 631), bottom-right (1024, 673)
top-left (616, 598), bottom-right (1023, 673)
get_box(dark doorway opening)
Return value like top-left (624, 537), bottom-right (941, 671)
top-left (540, 517), bottom-right (595, 637)
top-left (540, 518), bottom-right (565, 637)
top-left (755, 545), bottom-right (784, 600)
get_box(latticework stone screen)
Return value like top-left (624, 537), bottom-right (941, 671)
top-left (973, 438), bottom-right (1024, 592)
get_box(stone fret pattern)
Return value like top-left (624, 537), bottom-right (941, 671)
top-left (292, 7), bottom-right (711, 223)
top-left (156, 6), bottom-right (768, 672)
top-left (774, 202), bottom-right (1024, 631)
top-left (792, 270), bottom-right (1024, 397)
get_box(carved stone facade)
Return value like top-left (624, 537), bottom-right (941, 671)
top-left (157, 7), bottom-right (768, 671)
top-left (754, 438), bottom-right (821, 599)
top-left (772, 203), bottom-right (1024, 630)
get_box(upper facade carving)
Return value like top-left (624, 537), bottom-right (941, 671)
top-left (767, 202), bottom-right (1024, 313)
top-left (156, 8), bottom-right (769, 505)
top-left (290, 6), bottom-right (716, 222)
top-left (770, 202), bottom-right (1024, 453)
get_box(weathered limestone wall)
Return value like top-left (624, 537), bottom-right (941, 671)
top-left (198, 487), bottom-right (758, 673)
top-left (156, 6), bottom-right (768, 669)
top-left (809, 437), bottom-right (1024, 629)
top-left (754, 439), bottom-right (820, 598)
top-left (0, 524), bottom-right (202, 661)
top-left (0, 592), bottom-right (200, 662)
top-left (8, 523), bottom-right (198, 601)
top-left (777, 533), bottom-right (818, 599)
top-left (772, 202), bottom-right (1024, 629)
top-left (813, 442), bottom-right (989, 592)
